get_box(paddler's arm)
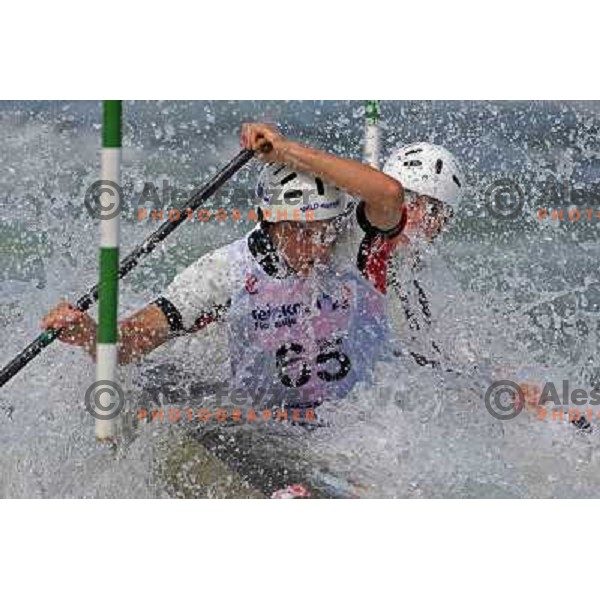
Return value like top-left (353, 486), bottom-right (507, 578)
top-left (40, 301), bottom-right (171, 365)
top-left (117, 304), bottom-right (171, 363)
top-left (241, 122), bottom-right (405, 230)
top-left (41, 232), bottom-right (236, 364)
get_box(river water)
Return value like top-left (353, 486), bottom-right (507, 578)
top-left (0, 100), bottom-right (599, 497)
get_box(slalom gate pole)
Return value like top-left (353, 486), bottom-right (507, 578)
top-left (363, 100), bottom-right (381, 168)
top-left (95, 101), bottom-right (122, 440)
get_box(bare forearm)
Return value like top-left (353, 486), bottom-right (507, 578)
top-left (280, 140), bottom-right (400, 203)
top-left (116, 305), bottom-right (170, 364)
top-left (278, 140), bottom-right (404, 228)
top-left (80, 305), bottom-right (170, 365)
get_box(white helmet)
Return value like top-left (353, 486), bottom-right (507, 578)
top-left (256, 163), bottom-right (350, 222)
top-left (383, 142), bottom-right (464, 208)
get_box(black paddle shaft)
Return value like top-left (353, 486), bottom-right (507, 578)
top-left (0, 149), bottom-right (256, 388)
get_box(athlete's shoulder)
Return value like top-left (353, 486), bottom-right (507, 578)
top-left (202, 236), bottom-right (249, 268)
top-left (160, 236), bottom-right (249, 330)
top-left (180, 235), bottom-right (252, 279)
top-left (333, 200), bottom-right (406, 294)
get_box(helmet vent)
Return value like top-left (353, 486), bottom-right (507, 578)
top-left (273, 165), bottom-right (286, 176)
top-left (280, 172), bottom-right (298, 186)
top-left (435, 159), bottom-right (443, 174)
top-left (405, 148), bottom-right (423, 156)
top-left (283, 190), bottom-right (303, 200)
top-left (403, 160), bottom-right (422, 167)
top-left (452, 175), bottom-right (462, 188)
top-left (315, 177), bottom-right (325, 195)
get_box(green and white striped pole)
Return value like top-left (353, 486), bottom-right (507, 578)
top-left (364, 100), bottom-right (381, 168)
top-left (96, 100), bottom-right (122, 440)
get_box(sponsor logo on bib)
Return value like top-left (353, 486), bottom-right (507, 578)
top-left (245, 274), bottom-right (259, 295)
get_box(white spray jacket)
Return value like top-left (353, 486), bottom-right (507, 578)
top-left (385, 241), bottom-right (502, 377)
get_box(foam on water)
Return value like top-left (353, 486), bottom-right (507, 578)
top-left (1, 101), bottom-right (599, 497)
